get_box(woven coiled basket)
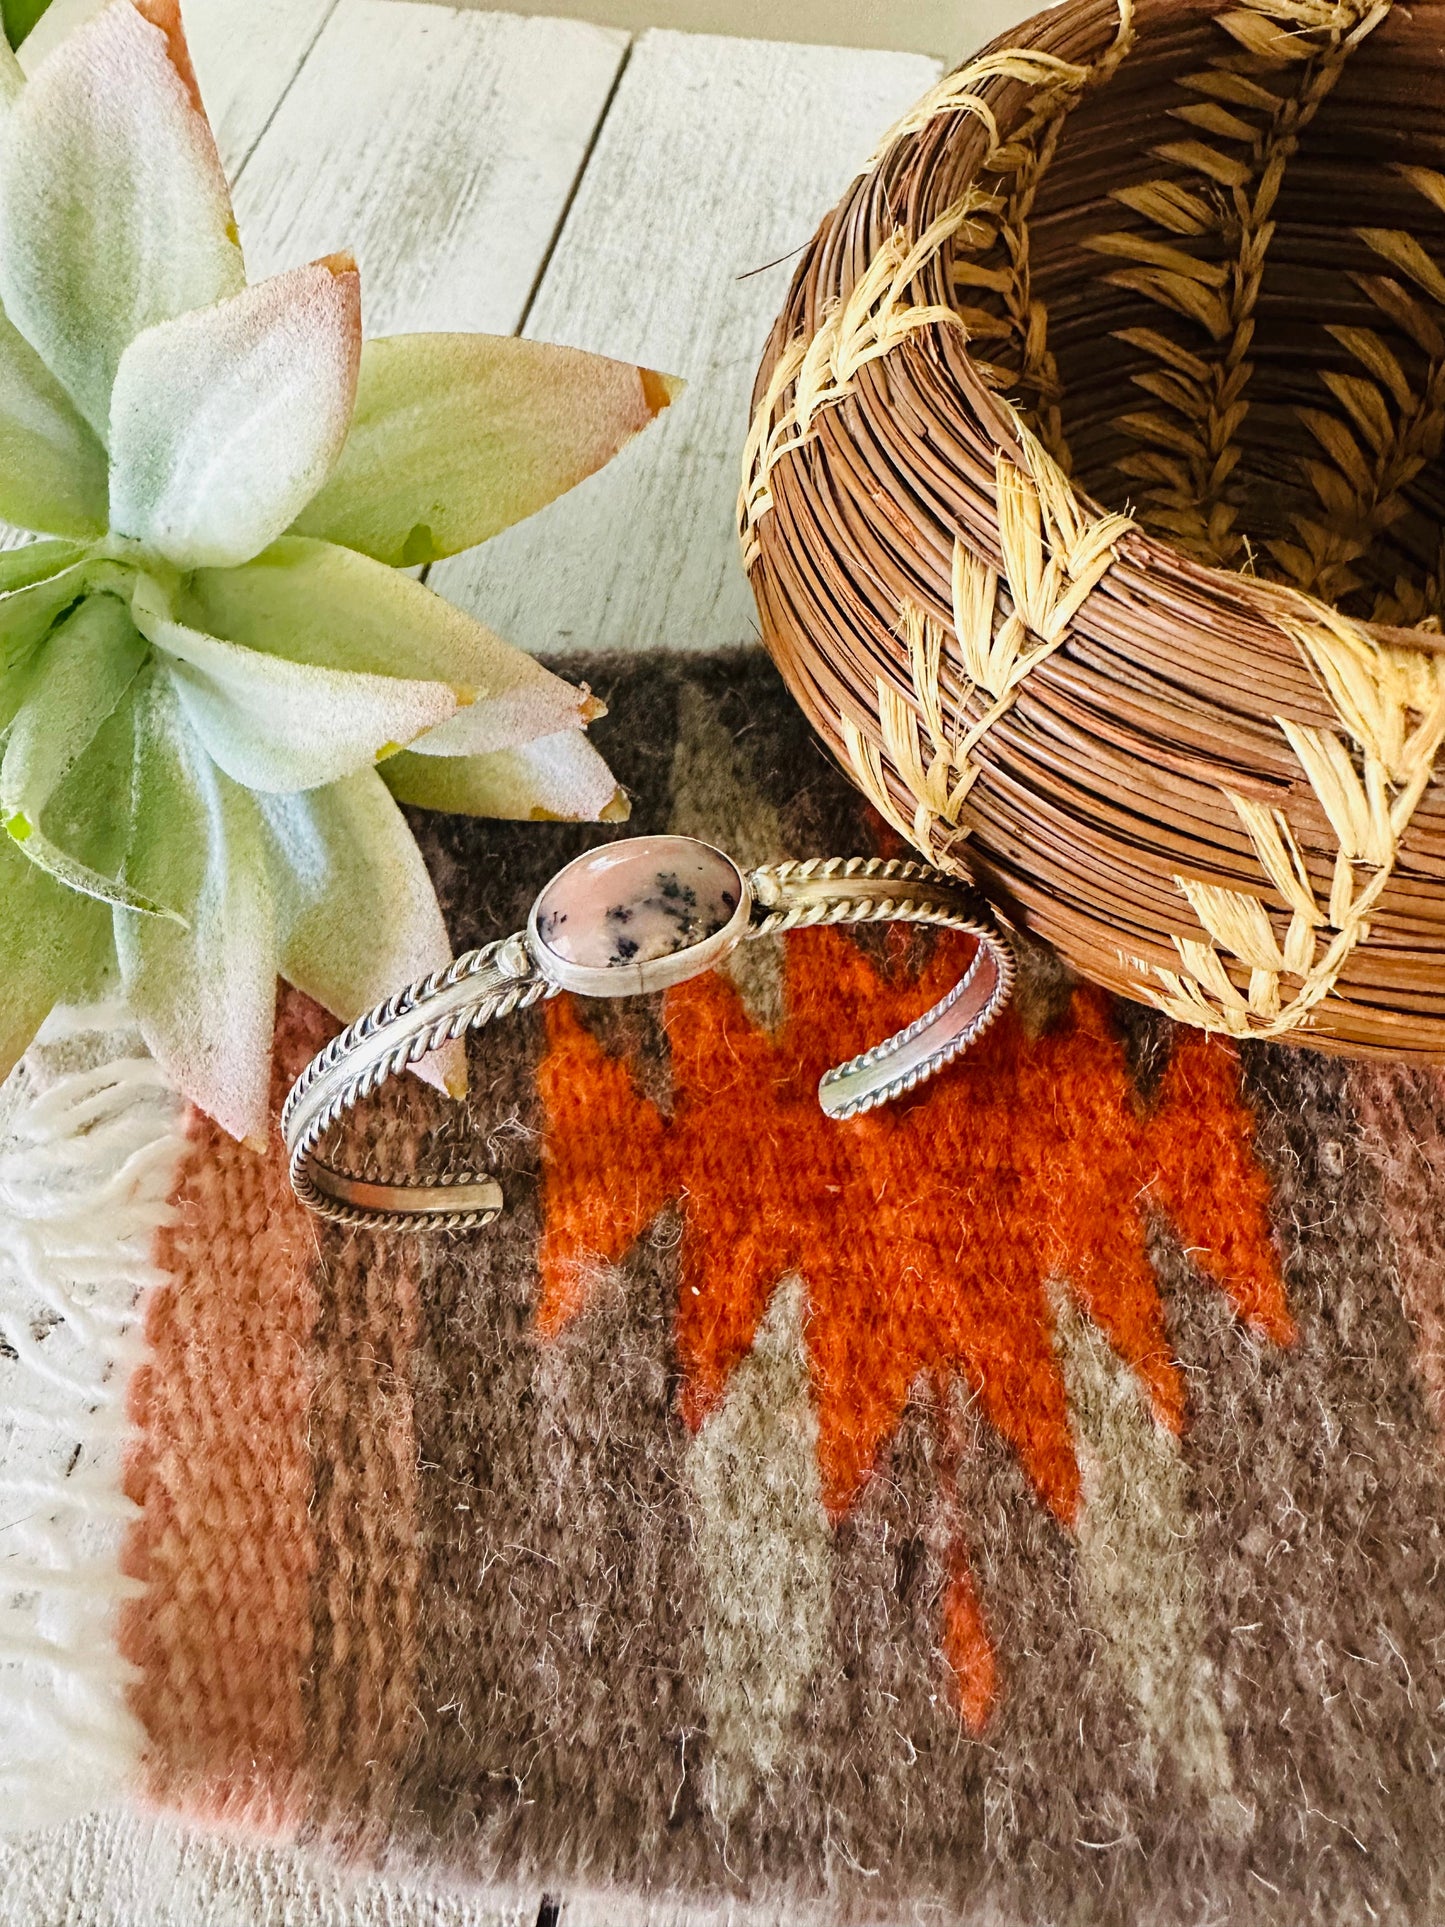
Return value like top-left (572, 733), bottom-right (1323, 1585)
top-left (742, 0), bottom-right (1445, 1058)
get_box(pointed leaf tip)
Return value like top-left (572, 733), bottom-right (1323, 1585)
top-left (640, 366), bottom-right (684, 413)
top-left (131, 0), bottom-right (204, 114)
top-left (292, 333), bottom-right (683, 563)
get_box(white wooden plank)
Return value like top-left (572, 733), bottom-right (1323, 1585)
top-left (184, 0), bottom-right (340, 177)
top-left (19, 0), bottom-right (332, 182)
top-left (429, 29), bottom-right (940, 658)
top-left (231, 0), bottom-right (630, 336)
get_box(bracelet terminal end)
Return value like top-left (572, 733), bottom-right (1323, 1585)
top-left (494, 933), bottom-right (534, 979)
top-left (748, 868), bottom-right (784, 911)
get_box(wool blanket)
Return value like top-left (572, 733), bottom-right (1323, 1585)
top-left (4, 649), bottom-right (1445, 1927)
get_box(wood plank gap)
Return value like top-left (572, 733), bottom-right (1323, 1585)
top-left (232, 4), bottom-right (629, 337)
top-left (514, 34), bottom-right (636, 340)
top-left (419, 22), bottom-right (636, 593)
top-left (429, 31), bottom-right (941, 659)
top-left (228, 0), bottom-right (343, 184)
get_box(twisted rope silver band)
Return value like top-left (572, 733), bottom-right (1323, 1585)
top-left (284, 855), bottom-right (1014, 1231)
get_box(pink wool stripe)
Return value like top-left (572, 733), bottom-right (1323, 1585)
top-left (119, 993), bottom-right (334, 1833)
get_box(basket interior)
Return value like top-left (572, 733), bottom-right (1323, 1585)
top-left (944, 0), bottom-right (1445, 625)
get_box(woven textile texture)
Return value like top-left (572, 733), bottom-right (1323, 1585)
top-left (5, 649), bottom-right (1445, 1926)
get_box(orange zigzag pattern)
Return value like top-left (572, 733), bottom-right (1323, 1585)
top-left (536, 927), bottom-right (1292, 1723)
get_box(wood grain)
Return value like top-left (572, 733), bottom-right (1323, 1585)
top-left (184, 0), bottom-right (339, 178)
top-left (429, 29), bottom-right (939, 659)
top-left (230, 0), bottom-right (629, 335)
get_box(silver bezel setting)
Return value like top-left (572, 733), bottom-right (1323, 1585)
top-left (525, 835), bottom-right (752, 999)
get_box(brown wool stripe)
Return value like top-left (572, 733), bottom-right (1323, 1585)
top-left (301, 1183), bottom-right (426, 1854)
top-left (1351, 1060), bottom-right (1445, 1437)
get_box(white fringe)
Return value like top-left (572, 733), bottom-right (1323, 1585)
top-left (0, 1002), bottom-right (188, 1834)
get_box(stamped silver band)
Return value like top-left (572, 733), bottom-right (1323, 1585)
top-left (282, 842), bottom-right (1015, 1232)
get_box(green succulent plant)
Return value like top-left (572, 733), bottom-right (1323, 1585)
top-left (0, 0), bottom-right (679, 1138)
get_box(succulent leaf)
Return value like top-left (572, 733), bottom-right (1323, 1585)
top-left (182, 535), bottom-right (598, 755)
top-left (0, 590), bottom-right (169, 911)
top-left (0, 21), bottom-right (24, 82)
top-left (131, 569), bottom-right (459, 793)
top-left (0, 535), bottom-right (83, 594)
top-left (42, 675), bottom-right (139, 871)
top-left (109, 256), bottom-right (362, 568)
top-left (2, 592), bottom-right (144, 822)
top-left (0, 536), bottom-right (87, 614)
top-left (0, 819), bottom-right (113, 1084)
top-left (115, 668), bottom-right (276, 1141)
top-left (258, 768), bottom-right (465, 1097)
top-left (0, 302), bottom-right (108, 534)
top-left (0, 548), bottom-right (90, 729)
top-left (15, 667), bottom-right (173, 915)
top-left (381, 729), bottom-right (629, 823)
top-left (292, 333), bottom-right (682, 565)
top-left (0, 0), bottom-right (243, 438)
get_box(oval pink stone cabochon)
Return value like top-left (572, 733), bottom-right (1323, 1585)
top-left (532, 835), bottom-right (743, 970)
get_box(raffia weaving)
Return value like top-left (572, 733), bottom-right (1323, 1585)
top-left (3, 647), bottom-right (1445, 1924)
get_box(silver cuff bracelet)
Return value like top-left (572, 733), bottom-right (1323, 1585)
top-left (283, 835), bottom-right (1015, 1231)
